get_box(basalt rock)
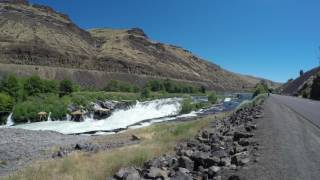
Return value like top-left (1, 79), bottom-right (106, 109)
top-left (112, 105), bottom-right (264, 179)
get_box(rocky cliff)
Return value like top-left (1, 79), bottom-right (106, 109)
top-left (280, 66), bottom-right (320, 96)
top-left (0, 0), bottom-right (271, 91)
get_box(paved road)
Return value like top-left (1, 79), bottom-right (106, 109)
top-left (238, 94), bottom-right (320, 180)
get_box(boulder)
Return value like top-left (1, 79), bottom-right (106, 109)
top-left (126, 172), bottom-right (141, 180)
top-left (228, 175), bottom-right (241, 180)
top-left (233, 131), bottom-right (253, 141)
top-left (201, 130), bottom-right (210, 139)
top-left (74, 143), bottom-right (99, 152)
top-left (114, 167), bottom-right (140, 180)
top-left (219, 157), bottom-right (231, 167)
top-left (145, 156), bottom-right (170, 168)
top-left (239, 158), bottom-right (250, 166)
top-left (171, 168), bottom-right (193, 180)
top-left (208, 166), bottom-right (221, 177)
top-left (178, 156), bottom-right (194, 171)
top-left (100, 100), bottom-right (117, 110)
top-left (244, 124), bottom-right (256, 132)
top-left (131, 134), bottom-right (141, 141)
top-left (94, 107), bottom-right (111, 119)
top-left (238, 139), bottom-right (250, 146)
top-left (146, 167), bottom-right (168, 179)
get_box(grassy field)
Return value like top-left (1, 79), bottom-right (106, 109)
top-left (3, 113), bottom-right (228, 180)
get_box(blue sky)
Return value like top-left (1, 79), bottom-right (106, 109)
top-left (30, 0), bottom-right (320, 82)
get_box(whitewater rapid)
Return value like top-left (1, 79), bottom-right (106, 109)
top-left (13, 98), bottom-right (182, 134)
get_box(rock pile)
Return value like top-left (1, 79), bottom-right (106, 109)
top-left (111, 105), bottom-right (263, 180)
top-left (52, 134), bottom-right (141, 158)
top-left (66, 100), bottom-right (134, 122)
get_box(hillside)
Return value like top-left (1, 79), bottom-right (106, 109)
top-left (238, 74), bottom-right (282, 89)
top-left (0, 0), bottom-right (271, 91)
top-left (280, 66), bottom-right (320, 96)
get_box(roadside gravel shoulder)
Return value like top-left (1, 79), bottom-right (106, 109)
top-left (237, 96), bottom-right (320, 180)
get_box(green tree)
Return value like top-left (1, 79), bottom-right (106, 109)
top-left (105, 80), bottom-right (120, 92)
top-left (310, 75), bottom-right (320, 100)
top-left (105, 80), bottom-right (139, 92)
top-left (163, 79), bottom-right (174, 93)
top-left (24, 75), bottom-right (43, 96)
top-left (140, 88), bottom-right (151, 98)
top-left (208, 92), bottom-right (218, 104)
top-left (42, 80), bottom-right (59, 94)
top-left (253, 83), bottom-right (269, 97)
top-left (59, 79), bottom-right (73, 97)
top-left (147, 80), bottom-right (164, 92)
top-left (0, 93), bottom-right (13, 125)
top-left (132, 86), bottom-right (140, 93)
top-left (0, 74), bottom-right (23, 101)
top-left (180, 98), bottom-right (193, 114)
top-left (200, 86), bottom-right (206, 94)
top-left (0, 93), bottom-right (13, 113)
top-left (300, 70), bottom-right (304, 76)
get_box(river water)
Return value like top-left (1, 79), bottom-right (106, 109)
top-left (6, 94), bottom-right (251, 135)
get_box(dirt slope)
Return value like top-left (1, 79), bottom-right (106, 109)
top-left (280, 67), bottom-right (320, 95)
top-left (0, 0), bottom-right (274, 90)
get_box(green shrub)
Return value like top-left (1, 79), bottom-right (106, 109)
top-left (146, 79), bottom-right (202, 94)
top-left (208, 92), bottom-right (218, 104)
top-left (180, 97), bottom-right (212, 114)
top-left (252, 83), bottom-right (269, 98)
top-left (0, 74), bottom-right (24, 101)
top-left (24, 75), bottom-right (43, 96)
top-left (237, 94), bottom-right (267, 110)
top-left (200, 86), bottom-right (206, 93)
top-left (13, 94), bottom-right (68, 123)
top-left (0, 93), bottom-right (14, 125)
top-left (140, 88), bottom-right (151, 99)
top-left (147, 80), bottom-right (165, 92)
top-left (104, 80), bottom-right (140, 93)
top-left (23, 75), bottom-right (59, 97)
top-left (42, 80), bottom-right (59, 94)
top-left (310, 75), bottom-right (320, 100)
top-left (67, 91), bottom-right (139, 107)
top-left (0, 93), bottom-right (13, 113)
top-left (59, 79), bottom-right (74, 97)
top-left (180, 98), bottom-right (193, 114)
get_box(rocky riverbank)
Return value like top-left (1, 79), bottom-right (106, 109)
top-left (0, 128), bottom-right (139, 176)
top-left (111, 104), bottom-right (263, 180)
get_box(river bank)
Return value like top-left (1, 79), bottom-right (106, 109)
top-left (5, 93), bottom-right (250, 135)
top-left (0, 94), bottom-right (252, 177)
top-left (0, 127), bottom-right (140, 177)
top-left (0, 95), bottom-right (265, 180)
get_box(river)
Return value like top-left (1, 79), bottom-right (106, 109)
top-left (5, 93), bottom-right (252, 135)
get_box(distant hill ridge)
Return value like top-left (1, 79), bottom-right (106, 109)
top-left (0, 0), bottom-right (277, 90)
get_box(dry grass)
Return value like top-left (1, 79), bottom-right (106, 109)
top-left (2, 113), bottom-right (228, 180)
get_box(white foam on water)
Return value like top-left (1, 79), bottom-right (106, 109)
top-left (6, 113), bottom-right (14, 126)
top-left (47, 112), bottom-right (52, 122)
top-left (66, 114), bottom-right (71, 121)
top-left (13, 98), bottom-right (182, 134)
top-left (224, 98), bottom-right (232, 102)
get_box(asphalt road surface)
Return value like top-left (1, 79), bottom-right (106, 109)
top-left (238, 94), bottom-right (320, 180)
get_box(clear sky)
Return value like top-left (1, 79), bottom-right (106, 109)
top-left (29, 0), bottom-right (320, 82)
